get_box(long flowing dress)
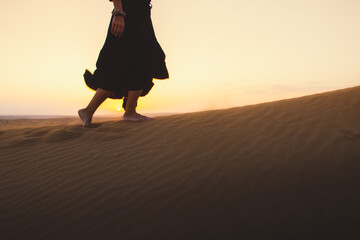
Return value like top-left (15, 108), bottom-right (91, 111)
top-left (83, 0), bottom-right (169, 109)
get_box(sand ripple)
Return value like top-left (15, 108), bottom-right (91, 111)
top-left (1, 86), bottom-right (360, 239)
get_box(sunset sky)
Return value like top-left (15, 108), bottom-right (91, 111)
top-left (1, 0), bottom-right (360, 116)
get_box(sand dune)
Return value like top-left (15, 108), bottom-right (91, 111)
top-left (1, 86), bottom-right (360, 239)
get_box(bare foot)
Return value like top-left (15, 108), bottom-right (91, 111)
top-left (78, 108), bottom-right (92, 127)
top-left (123, 112), bottom-right (152, 122)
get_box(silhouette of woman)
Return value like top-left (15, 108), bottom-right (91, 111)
top-left (79, 0), bottom-right (169, 127)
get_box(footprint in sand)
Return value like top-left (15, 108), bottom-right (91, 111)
top-left (44, 128), bottom-right (83, 142)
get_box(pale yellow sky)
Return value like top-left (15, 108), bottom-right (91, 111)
top-left (0, 0), bottom-right (359, 115)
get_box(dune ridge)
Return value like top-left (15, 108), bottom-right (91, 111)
top-left (1, 86), bottom-right (360, 239)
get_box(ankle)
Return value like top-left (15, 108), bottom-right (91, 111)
top-left (124, 111), bottom-right (136, 115)
top-left (81, 108), bottom-right (93, 116)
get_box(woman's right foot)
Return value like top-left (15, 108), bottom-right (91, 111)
top-left (78, 108), bottom-right (92, 127)
top-left (123, 112), bottom-right (152, 122)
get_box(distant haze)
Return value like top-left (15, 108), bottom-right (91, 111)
top-left (1, 0), bottom-right (359, 115)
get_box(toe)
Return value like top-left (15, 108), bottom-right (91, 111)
top-left (140, 116), bottom-right (152, 121)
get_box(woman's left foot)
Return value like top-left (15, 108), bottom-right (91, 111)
top-left (123, 112), bottom-right (152, 122)
top-left (78, 108), bottom-right (92, 127)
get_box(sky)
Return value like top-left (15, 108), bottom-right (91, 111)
top-left (1, 0), bottom-right (360, 116)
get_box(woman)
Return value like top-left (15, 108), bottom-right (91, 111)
top-left (78, 0), bottom-right (169, 127)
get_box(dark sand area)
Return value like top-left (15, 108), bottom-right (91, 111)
top-left (1, 86), bottom-right (360, 239)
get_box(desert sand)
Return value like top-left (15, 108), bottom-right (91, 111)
top-left (1, 86), bottom-right (360, 239)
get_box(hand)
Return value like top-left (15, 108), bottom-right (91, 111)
top-left (111, 16), bottom-right (125, 37)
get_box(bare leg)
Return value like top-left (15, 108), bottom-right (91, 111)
top-left (78, 88), bottom-right (114, 127)
top-left (123, 90), bottom-right (151, 122)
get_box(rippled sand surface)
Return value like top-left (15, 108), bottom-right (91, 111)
top-left (1, 86), bottom-right (360, 239)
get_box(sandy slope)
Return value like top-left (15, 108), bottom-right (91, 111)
top-left (1, 86), bottom-right (360, 239)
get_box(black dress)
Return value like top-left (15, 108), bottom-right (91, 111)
top-left (83, 0), bottom-right (169, 108)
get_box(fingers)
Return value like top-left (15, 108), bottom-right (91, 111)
top-left (116, 24), bottom-right (122, 37)
top-left (118, 24), bottom-right (125, 37)
top-left (114, 23), bottom-right (125, 37)
top-left (111, 17), bottom-right (125, 38)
